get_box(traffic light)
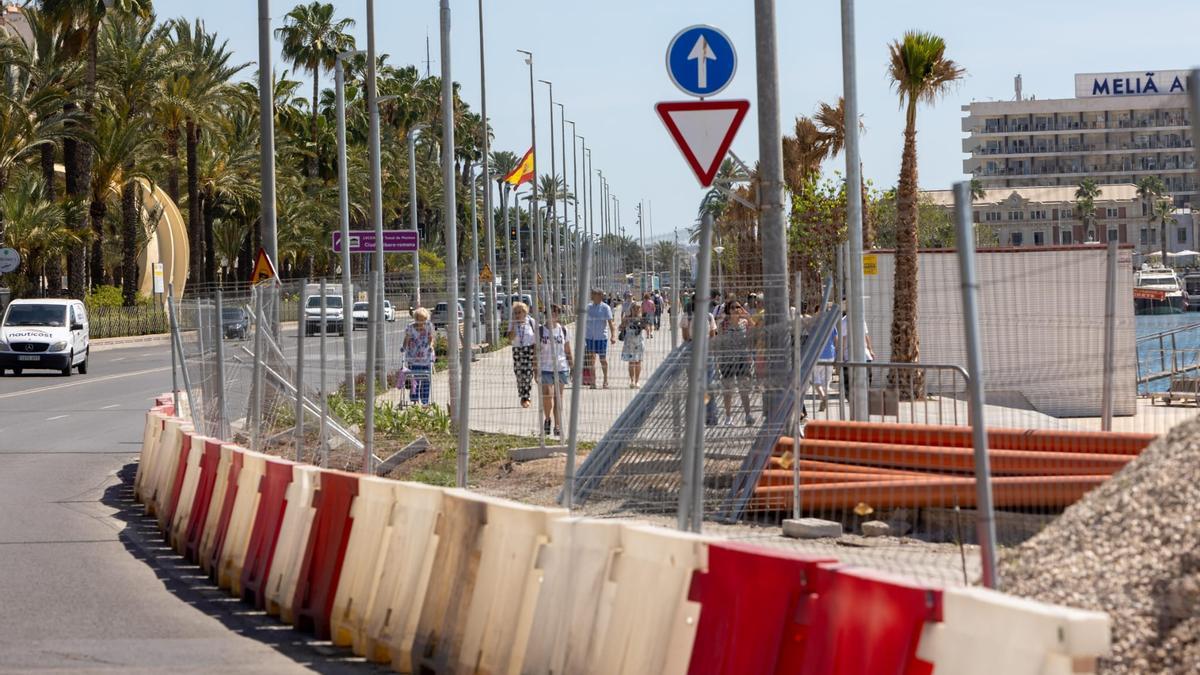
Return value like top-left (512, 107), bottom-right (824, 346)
top-left (511, 226), bottom-right (517, 239)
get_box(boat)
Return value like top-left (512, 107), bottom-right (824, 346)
top-left (1134, 266), bottom-right (1188, 315)
top-left (1182, 271), bottom-right (1200, 311)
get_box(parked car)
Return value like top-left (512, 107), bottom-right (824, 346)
top-left (352, 302), bottom-right (369, 330)
top-left (383, 299), bottom-right (396, 322)
top-left (222, 306), bottom-right (249, 340)
top-left (304, 294), bottom-right (344, 336)
top-left (432, 300), bottom-right (464, 329)
top-left (0, 298), bottom-right (89, 376)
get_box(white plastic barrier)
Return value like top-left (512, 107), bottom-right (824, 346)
top-left (458, 497), bottom-right (567, 675)
top-left (197, 443), bottom-right (235, 574)
top-left (330, 475), bottom-right (397, 648)
top-left (522, 517), bottom-right (624, 675)
top-left (360, 481), bottom-right (443, 664)
top-left (151, 419), bottom-right (189, 524)
top-left (592, 525), bottom-right (709, 675)
top-left (168, 432), bottom-right (207, 553)
top-left (916, 586), bottom-right (1111, 675)
top-left (134, 408), bottom-right (167, 502)
top-left (265, 463), bottom-right (320, 623)
top-left (216, 448), bottom-right (266, 593)
top-left (409, 489), bottom-right (489, 674)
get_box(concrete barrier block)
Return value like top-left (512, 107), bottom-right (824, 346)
top-left (217, 449), bottom-right (267, 593)
top-left (134, 409), bottom-right (167, 503)
top-left (266, 464), bottom-right (320, 622)
top-left (197, 443), bottom-right (236, 574)
top-left (331, 476), bottom-right (398, 649)
top-left (782, 518), bottom-right (843, 539)
top-left (169, 433), bottom-right (208, 553)
top-left (151, 419), bottom-right (189, 523)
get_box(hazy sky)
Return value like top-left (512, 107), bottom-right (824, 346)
top-left (152, 0), bottom-right (1200, 240)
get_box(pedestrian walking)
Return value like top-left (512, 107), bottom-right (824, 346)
top-left (652, 290), bottom-right (663, 329)
top-left (537, 305), bottom-right (573, 436)
top-left (402, 307), bottom-right (435, 405)
top-left (641, 292), bottom-right (656, 338)
top-left (682, 304), bottom-right (719, 426)
top-left (507, 301), bottom-right (536, 408)
top-left (620, 304), bottom-right (649, 388)
top-left (716, 301), bottom-right (755, 426)
top-left (584, 289), bottom-right (616, 389)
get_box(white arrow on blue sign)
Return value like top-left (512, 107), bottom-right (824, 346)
top-left (665, 25), bottom-right (737, 98)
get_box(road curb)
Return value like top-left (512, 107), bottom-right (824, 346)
top-left (92, 334), bottom-right (171, 351)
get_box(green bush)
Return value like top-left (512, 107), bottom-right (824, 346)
top-left (85, 285), bottom-right (154, 308)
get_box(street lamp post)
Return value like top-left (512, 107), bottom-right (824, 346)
top-left (568, 120), bottom-right (580, 302)
top-left (517, 50), bottom-right (543, 318)
top-left (335, 48), bottom-right (364, 401)
top-left (256, 0), bottom-right (278, 304)
top-left (713, 245), bottom-right (726, 295)
top-left (363, 0), bottom-right (385, 473)
top-left (406, 123), bottom-right (427, 309)
top-left (557, 102), bottom-right (568, 306)
top-left (539, 80), bottom-right (559, 307)
top-left (372, 94), bottom-right (401, 391)
top-left (477, 0), bottom-right (497, 345)
top-left (440, 0), bottom-right (465, 487)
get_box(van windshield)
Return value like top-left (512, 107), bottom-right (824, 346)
top-left (3, 304), bottom-right (68, 327)
top-left (306, 296), bottom-right (342, 308)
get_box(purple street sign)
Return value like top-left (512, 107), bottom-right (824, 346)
top-left (331, 230), bottom-right (419, 253)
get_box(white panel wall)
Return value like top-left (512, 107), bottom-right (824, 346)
top-left (860, 246), bottom-right (1135, 418)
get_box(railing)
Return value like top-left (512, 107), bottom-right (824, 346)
top-left (803, 360), bottom-right (971, 427)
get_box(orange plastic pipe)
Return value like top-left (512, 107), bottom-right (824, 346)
top-left (750, 474), bottom-right (1111, 512)
top-left (784, 439), bottom-right (1131, 476)
top-left (792, 421), bottom-right (1155, 456)
top-left (766, 457), bottom-right (929, 477)
top-left (756, 470), bottom-right (919, 487)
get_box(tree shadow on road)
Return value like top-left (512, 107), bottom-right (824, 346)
top-left (101, 462), bottom-right (388, 674)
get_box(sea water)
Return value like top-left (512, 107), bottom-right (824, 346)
top-left (1136, 313), bottom-right (1200, 393)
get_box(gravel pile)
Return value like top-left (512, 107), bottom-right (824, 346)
top-left (1002, 414), bottom-right (1200, 673)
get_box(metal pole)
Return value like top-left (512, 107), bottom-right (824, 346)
top-left (256, 0), bottom-right (278, 308)
top-left (442, 0), bottom-right (463, 448)
top-left (569, 123), bottom-right (580, 306)
top-left (791, 272), bottom-right (804, 519)
top-left (477, 0), bottom-right (497, 345)
top-left (515, 193), bottom-right (524, 298)
top-left (679, 211), bottom-right (714, 533)
top-left (194, 301), bottom-right (207, 434)
top-left (754, 0), bottom-right (790, 420)
top-left (1101, 239), bottom-right (1117, 430)
top-left (319, 279), bottom-right (329, 468)
top-left (557, 102), bottom-right (568, 306)
top-left (639, 202), bottom-right (647, 292)
top-left (518, 49), bottom-right (539, 314)
top-left (214, 290), bottom-right (230, 440)
top-left (249, 287), bottom-right (264, 453)
top-left (295, 277), bottom-right (307, 462)
top-left (565, 239), bottom-right (593, 510)
top-left (407, 126), bottom-right (424, 308)
top-left (540, 81), bottom-right (559, 307)
top-left (336, 51), bottom-right (360, 403)
top-left (169, 282), bottom-right (180, 410)
top-left (460, 199), bottom-right (476, 488)
top-left (363, 0), bottom-right (384, 474)
top-left (502, 183), bottom-right (513, 320)
top-left (953, 181), bottom-right (999, 590)
top-left (671, 252), bottom-right (680, 349)
top-left (840, 0), bottom-right (868, 421)
top-left (470, 166), bottom-right (482, 342)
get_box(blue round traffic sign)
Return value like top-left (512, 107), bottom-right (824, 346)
top-left (666, 25), bottom-right (737, 98)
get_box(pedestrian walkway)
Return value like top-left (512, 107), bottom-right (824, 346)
top-left (379, 320), bottom-right (679, 442)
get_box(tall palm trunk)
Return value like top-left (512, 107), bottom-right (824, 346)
top-left (121, 169), bottom-right (139, 306)
top-left (202, 191), bottom-right (216, 285)
top-left (186, 119), bottom-right (201, 287)
top-left (89, 197), bottom-right (106, 287)
top-left (309, 74), bottom-right (320, 183)
top-left (64, 129), bottom-right (87, 298)
top-left (889, 101), bottom-right (923, 397)
top-left (38, 144), bottom-right (61, 293)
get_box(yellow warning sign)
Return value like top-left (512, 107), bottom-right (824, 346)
top-left (249, 248), bottom-right (278, 285)
top-left (862, 254), bottom-right (878, 276)
top-left (537, 272), bottom-right (544, 284)
top-left (480, 264), bottom-right (494, 283)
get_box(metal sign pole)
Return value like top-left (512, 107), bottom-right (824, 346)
top-left (214, 289), bottom-right (230, 441)
top-left (565, 240), bottom-right (593, 509)
top-left (167, 290), bottom-right (202, 433)
top-left (167, 282), bottom-right (180, 410)
top-left (250, 286), bottom-right (265, 454)
top-left (953, 181), bottom-right (999, 589)
top-left (1101, 240), bottom-right (1117, 431)
top-left (791, 272), bottom-right (804, 520)
top-left (319, 279), bottom-right (330, 467)
top-left (295, 277), bottom-right (307, 462)
top-left (679, 211), bottom-right (715, 532)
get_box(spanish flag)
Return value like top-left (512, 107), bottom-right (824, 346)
top-left (503, 148), bottom-right (535, 186)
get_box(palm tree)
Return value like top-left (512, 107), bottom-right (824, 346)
top-left (969, 178), bottom-right (986, 201)
top-left (782, 116), bottom-right (828, 194)
top-left (1152, 197), bottom-right (1176, 263)
top-left (814, 97), bottom-right (874, 247)
top-left (887, 31), bottom-right (964, 394)
top-left (2, 172), bottom-right (73, 296)
top-left (275, 1), bottom-right (355, 183)
top-left (1135, 176), bottom-right (1167, 257)
top-left (1074, 178), bottom-right (1101, 243)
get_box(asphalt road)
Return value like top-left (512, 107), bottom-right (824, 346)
top-left (0, 341), bottom-right (382, 673)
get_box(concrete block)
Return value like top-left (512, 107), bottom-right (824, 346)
top-left (861, 520), bottom-right (891, 537)
top-left (782, 518), bottom-right (843, 539)
top-left (507, 445), bottom-right (567, 462)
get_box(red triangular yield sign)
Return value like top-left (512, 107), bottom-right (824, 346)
top-left (655, 100), bottom-right (750, 187)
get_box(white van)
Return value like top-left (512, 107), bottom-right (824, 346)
top-left (0, 299), bottom-right (90, 376)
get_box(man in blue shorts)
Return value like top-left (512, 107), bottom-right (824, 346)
top-left (585, 289), bottom-right (616, 388)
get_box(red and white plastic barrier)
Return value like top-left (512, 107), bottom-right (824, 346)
top-left (135, 394), bottom-right (1111, 675)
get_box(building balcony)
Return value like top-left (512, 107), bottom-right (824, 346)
top-left (966, 119), bottom-right (1191, 137)
top-left (966, 139), bottom-right (1193, 158)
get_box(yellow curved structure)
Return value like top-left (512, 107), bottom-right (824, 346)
top-left (55, 165), bottom-right (189, 301)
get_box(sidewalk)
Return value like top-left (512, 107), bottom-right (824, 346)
top-left (380, 321), bottom-right (679, 442)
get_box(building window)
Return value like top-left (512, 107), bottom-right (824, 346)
top-left (1011, 232), bottom-right (1024, 246)
top-left (1061, 231), bottom-right (1073, 245)
top-left (1033, 231), bottom-right (1045, 246)
top-left (1030, 210), bottom-right (1047, 220)
top-left (1140, 228), bottom-right (1149, 245)
top-left (1150, 229), bottom-right (1158, 244)
top-left (1105, 207), bottom-right (1118, 218)
top-left (1062, 208), bottom-right (1073, 218)
top-left (1108, 228), bottom-right (1119, 242)
top-left (984, 211), bottom-right (1002, 222)
top-left (1180, 227), bottom-right (1189, 244)
top-left (1009, 210), bottom-right (1024, 221)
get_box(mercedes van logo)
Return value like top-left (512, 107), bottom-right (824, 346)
top-left (24, 344), bottom-right (35, 352)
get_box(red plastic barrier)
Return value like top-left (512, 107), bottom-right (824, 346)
top-left (183, 439), bottom-right (223, 563)
top-left (162, 432), bottom-right (193, 531)
top-left (206, 449), bottom-right (245, 578)
top-left (240, 457), bottom-right (296, 609)
top-left (797, 566), bottom-right (942, 675)
top-left (292, 470), bottom-right (358, 639)
top-left (687, 543), bottom-right (837, 675)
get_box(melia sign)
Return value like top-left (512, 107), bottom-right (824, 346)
top-left (1075, 70), bottom-right (1189, 98)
